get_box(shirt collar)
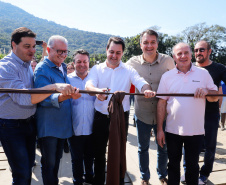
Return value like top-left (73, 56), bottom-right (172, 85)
top-left (45, 58), bottom-right (59, 68)
top-left (68, 71), bottom-right (88, 80)
top-left (45, 58), bottom-right (66, 68)
top-left (141, 52), bottom-right (160, 65)
top-left (103, 60), bottom-right (124, 69)
top-left (176, 63), bottom-right (194, 74)
top-left (11, 51), bottom-right (31, 68)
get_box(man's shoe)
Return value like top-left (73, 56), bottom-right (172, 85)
top-left (159, 177), bottom-right (168, 185)
top-left (199, 176), bottom-right (208, 185)
top-left (141, 179), bottom-right (149, 185)
top-left (133, 117), bottom-right (136, 127)
top-left (180, 174), bottom-right (186, 184)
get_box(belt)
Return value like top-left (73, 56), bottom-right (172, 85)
top-left (0, 115), bottom-right (35, 124)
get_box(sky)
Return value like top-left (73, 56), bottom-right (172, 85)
top-left (1, 0), bottom-right (226, 37)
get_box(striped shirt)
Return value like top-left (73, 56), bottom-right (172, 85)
top-left (68, 71), bottom-right (96, 136)
top-left (0, 52), bottom-right (36, 119)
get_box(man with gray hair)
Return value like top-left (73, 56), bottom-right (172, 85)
top-left (126, 29), bottom-right (175, 185)
top-left (157, 42), bottom-right (218, 185)
top-left (34, 35), bottom-right (81, 185)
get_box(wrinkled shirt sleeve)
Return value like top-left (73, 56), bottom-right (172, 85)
top-left (85, 65), bottom-right (98, 88)
top-left (34, 68), bottom-right (61, 108)
top-left (0, 63), bottom-right (33, 106)
top-left (129, 66), bottom-right (148, 92)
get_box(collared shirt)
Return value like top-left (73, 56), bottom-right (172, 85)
top-left (85, 61), bottom-right (148, 115)
top-left (34, 58), bottom-right (73, 139)
top-left (194, 62), bottom-right (226, 113)
top-left (126, 53), bottom-right (175, 125)
top-left (0, 52), bottom-right (36, 119)
top-left (68, 71), bottom-right (95, 136)
top-left (157, 65), bottom-right (218, 136)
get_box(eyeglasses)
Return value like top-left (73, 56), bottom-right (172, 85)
top-left (194, 48), bottom-right (206, 53)
top-left (67, 67), bottom-right (75, 70)
top-left (51, 48), bottom-right (70, 55)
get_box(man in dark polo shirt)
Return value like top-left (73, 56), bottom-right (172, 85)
top-left (127, 29), bottom-right (175, 185)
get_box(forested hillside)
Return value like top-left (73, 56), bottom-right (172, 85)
top-left (0, 1), bottom-right (113, 55)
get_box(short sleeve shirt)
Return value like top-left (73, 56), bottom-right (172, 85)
top-left (126, 53), bottom-right (175, 124)
top-left (157, 65), bottom-right (218, 136)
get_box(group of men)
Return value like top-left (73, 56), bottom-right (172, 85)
top-left (0, 27), bottom-right (225, 185)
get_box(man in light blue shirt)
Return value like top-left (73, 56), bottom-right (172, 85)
top-left (67, 49), bottom-right (95, 185)
top-left (0, 27), bottom-right (76, 185)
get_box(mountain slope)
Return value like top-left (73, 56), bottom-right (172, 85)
top-left (0, 1), bottom-right (113, 55)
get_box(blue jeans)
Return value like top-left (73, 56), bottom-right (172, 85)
top-left (39, 137), bottom-right (65, 185)
top-left (135, 117), bottom-right (168, 180)
top-left (166, 132), bottom-right (203, 185)
top-left (68, 135), bottom-right (94, 185)
top-left (0, 117), bottom-right (36, 185)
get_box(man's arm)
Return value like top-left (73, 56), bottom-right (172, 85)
top-left (0, 63), bottom-right (34, 106)
top-left (40, 41), bottom-right (48, 62)
top-left (206, 90), bottom-right (219, 102)
top-left (157, 98), bottom-right (167, 148)
top-left (85, 84), bottom-right (108, 101)
top-left (194, 88), bottom-right (218, 102)
top-left (141, 84), bottom-right (156, 98)
top-left (219, 86), bottom-right (223, 108)
top-left (31, 83), bottom-right (81, 104)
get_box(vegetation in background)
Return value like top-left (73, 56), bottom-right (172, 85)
top-left (0, 2), bottom-right (225, 66)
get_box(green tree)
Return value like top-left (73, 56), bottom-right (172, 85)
top-left (122, 32), bottom-right (183, 62)
top-left (181, 22), bottom-right (226, 63)
top-left (0, 53), bottom-right (6, 59)
top-left (123, 35), bottom-right (142, 62)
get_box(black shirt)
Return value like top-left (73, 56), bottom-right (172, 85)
top-left (196, 62), bottom-right (226, 113)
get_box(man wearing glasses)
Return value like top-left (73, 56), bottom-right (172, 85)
top-left (34, 35), bottom-right (81, 185)
top-left (193, 41), bottom-right (226, 184)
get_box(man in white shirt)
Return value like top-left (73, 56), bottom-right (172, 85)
top-left (85, 37), bottom-right (155, 185)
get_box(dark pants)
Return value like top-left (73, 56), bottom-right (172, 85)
top-left (200, 112), bottom-right (219, 178)
top-left (39, 137), bottom-right (65, 185)
top-left (68, 135), bottom-right (94, 185)
top-left (92, 110), bottom-right (129, 185)
top-left (166, 132), bottom-right (203, 185)
top-left (0, 117), bottom-right (36, 185)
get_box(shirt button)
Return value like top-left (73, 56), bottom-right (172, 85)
top-left (150, 73), bottom-right (151, 75)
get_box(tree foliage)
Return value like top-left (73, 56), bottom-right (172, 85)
top-left (0, 2), bottom-right (225, 66)
top-left (122, 23), bottom-right (226, 65)
top-left (181, 22), bottom-right (226, 64)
